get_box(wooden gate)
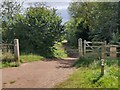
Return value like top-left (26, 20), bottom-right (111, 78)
top-left (78, 38), bottom-right (106, 58)
top-left (78, 38), bottom-right (120, 58)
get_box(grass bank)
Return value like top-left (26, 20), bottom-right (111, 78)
top-left (55, 54), bottom-right (119, 88)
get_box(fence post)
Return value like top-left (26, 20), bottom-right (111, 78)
top-left (78, 38), bottom-right (83, 57)
top-left (14, 39), bottom-right (20, 65)
top-left (84, 40), bottom-right (86, 55)
top-left (110, 45), bottom-right (117, 58)
top-left (101, 41), bottom-right (106, 76)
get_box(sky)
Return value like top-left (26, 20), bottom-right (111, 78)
top-left (22, 1), bottom-right (71, 24)
top-left (45, 2), bottom-right (71, 24)
top-left (0, 0), bottom-right (72, 24)
top-left (1, 0), bottom-right (119, 23)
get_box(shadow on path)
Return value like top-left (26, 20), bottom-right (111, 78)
top-left (43, 57), bottom-right (78, 69)
top-left (56, 58), bottom-right (78, 68)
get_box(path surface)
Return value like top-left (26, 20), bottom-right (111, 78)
top-left (2, 58), bottom-right (77, 88)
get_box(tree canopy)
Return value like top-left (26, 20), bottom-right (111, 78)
top-left (66, 2), bottom-right (119, 46)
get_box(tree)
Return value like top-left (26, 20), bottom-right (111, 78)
top-left (0, 0), bottom-right (23, 43)
top-left (68, 2), bottom-right (119, 42)
top-left (0, 0), bottom-right (23, 22)
top-left (4, 5), bottom-right (64, 57)
top-left (65, 18), bottom-right (90, 47)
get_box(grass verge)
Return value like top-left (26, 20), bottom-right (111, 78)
top-left (55, 54), bottom-right (118, 88)
top-left (55, 66), bottom-right (118, 88)
top-left (20, 54), bottom-right (44, 63)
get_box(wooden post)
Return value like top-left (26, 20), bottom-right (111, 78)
top-left (78, 38), bottom-right (83, 57)
top-left (84, 40), bottom-right (86, 55)
top-left (101, 58), bottom-right (104, 76)
top-left (110, 45), bottom-right (117, 58)
top-left (101, 41), bottom-right (106, 76)
top-left (14, 39), bottom-right (20, 65)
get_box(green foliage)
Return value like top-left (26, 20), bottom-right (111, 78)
top-left (53, 42), bottom-right (68, 58)
top-left (73, 53), bottom-right (100, 68)
top-left (0, 0), bottom-right (23, 22)
top-left (65, 18), bottom-right (90, 47)
top-left (1, 62), bottom-right (18, 68)
top-left (68, 2), bottom-right (119, 43)
top-left (64, 18), bottom-right (78, 46)
top-left (110, 31), bottom-right (120, 45)
top-left (74, 54), bottom-right (118, 68)
top-left (20, 54), bottom-right (44, 63)
top-left (105, 58), bottom-right (118, 67)
top-left (55, 65), bottom-right (118, 88)
top-left (2, 5), bottom-right (64, 57)
top-left (59, 56), bottom-right (118, 88)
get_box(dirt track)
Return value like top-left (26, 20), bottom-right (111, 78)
top-left (2, 58), bottom-right (77, 88)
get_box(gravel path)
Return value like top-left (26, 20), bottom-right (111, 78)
top-left (2, 58), bottom-right (77, 88)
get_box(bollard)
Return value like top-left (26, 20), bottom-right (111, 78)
top-left (14, 39), bottom-right (20, 66)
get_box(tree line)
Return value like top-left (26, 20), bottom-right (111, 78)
top-left (65, 2), bottom-right (120, 46)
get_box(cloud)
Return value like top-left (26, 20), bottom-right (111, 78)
top-left (55, 6), bottom-right (68, 10)
top-left (24, 0), bottom-right (72, 3)
top-left (47, 2), bottom-right (69, 10)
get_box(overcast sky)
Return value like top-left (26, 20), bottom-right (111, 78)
top-left (1, 0), bottom-right (118, 23)
top-left (22, 1), bottom-right (72, 24)
top-left (45, 2), bottom-right (71, 24)
top-left (0, 0), bottom-right (72, 24)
